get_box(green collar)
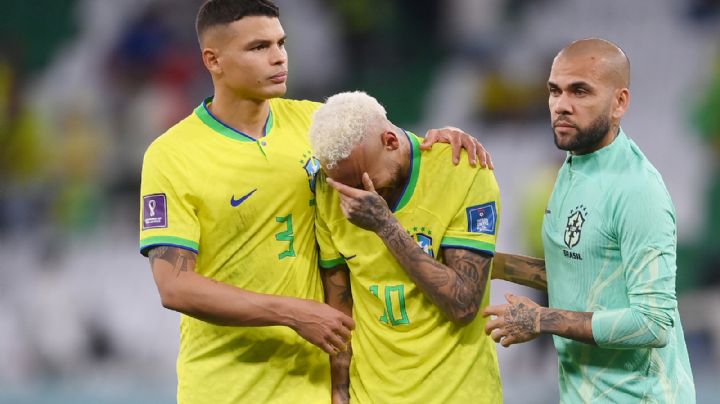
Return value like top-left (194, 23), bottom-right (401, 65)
top-left (194, 96), bottom-right (274, 142)
top-left (392, 130), bottom-right (421, 212)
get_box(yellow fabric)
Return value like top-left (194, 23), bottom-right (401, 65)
top-left (139, 98), bottom-right (330, 404)
top-left (316, 135), bottom-right (503, 403)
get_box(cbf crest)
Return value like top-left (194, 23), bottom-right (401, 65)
top-left (564, 205), bottom-right (587, 248)
top-left (407, 227), bottom-right (434, 258)
top-left (300, 151), bottom-right (321, 192)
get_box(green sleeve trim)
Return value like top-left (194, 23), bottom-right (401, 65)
top-left (139, 236), bottom-right (199, 257)
top-left (440, 237), bottom-right (495, 254)
top-left (319, 257), bottom-right (346, 269)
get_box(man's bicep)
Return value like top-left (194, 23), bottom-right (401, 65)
top-left (148, 246), bottom-right (198, 278)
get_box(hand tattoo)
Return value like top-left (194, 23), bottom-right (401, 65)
top-left (504, 301), bottom-right (540, 337)
top-left (346, 193), bottom-right (394, 233)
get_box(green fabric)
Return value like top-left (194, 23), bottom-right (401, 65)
top-left (542, 130), bottom-right (695, 403)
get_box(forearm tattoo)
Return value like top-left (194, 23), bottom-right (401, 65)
top-left (495, 254), bottom-right (547, 291)
top-left (539, 309), bottom-right (595, 345)
top-left (330, 347), bottom-right (352, 404)
top-left (378, 222), bottom-right (491, 323)
top-left (148, 246), bottom-right (196, 277)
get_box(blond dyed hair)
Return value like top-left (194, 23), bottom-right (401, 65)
top-left (309, 91), bottom-right (387, 168)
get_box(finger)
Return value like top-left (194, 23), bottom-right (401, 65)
top-left (326, 332), bottom-right (347, 352)
top-left (328, 177), bottom-right (365, 198)
top-left (484, 318), bottom-right (503, 334)
top-left (342, 315), bottom-right (356, 331)
top-left (505, 293), bottom-right (516, 304)
top-left (501, 335), bottom-right (517, 348)
top-left (485, 149), bottom-right (494, 170)
top-left (449, 133), bottom-right (461, 165)
top-left (490, 328), bottom-right (507, 343)
top-left (483, 304), bottom-right (505, 317)
top-left (420, 129), bottom-right (438, 150)
top-left (361, 173), bottom-right (376, 193)
top-left (460, 135), bottom-right (477, 167)
top-left (321, 341), bottom-right (338, 355)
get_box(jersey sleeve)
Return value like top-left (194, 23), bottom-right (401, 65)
top-left (315, 173), bottom-right (345, 269)
top-left (139, 143), bottom-right (201, 256)
top-left (591, 181), bottom-right (677, 348)
top-left (440, 168), bottom-right (500, 255)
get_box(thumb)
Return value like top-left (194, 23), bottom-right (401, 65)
top-left (362, 173), bottom-right (376, 193)
top-left (419, 130), bottom-right (435, 150)
top-left (505, 293), bottom-right (517, 304)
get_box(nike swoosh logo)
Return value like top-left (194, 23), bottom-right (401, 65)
top-left (230, 189), bottom-right (257, 207)
top-left (340, 253), bottom-right (357, 261)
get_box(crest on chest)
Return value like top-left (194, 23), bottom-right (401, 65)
top-left (406, 226), bottom-right (434, 258)
top-left (564, 205), bottom-right (588, 249)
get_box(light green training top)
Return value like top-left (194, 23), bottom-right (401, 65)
top-left (542, 129), bottom-right (695, 403)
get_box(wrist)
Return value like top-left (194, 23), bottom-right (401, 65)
top-left (276, 297), bottom-right (300, 329)
top-left (375, 214), bottom-right (398, 237)
top-left (535, 307), bottom-right (545, 334)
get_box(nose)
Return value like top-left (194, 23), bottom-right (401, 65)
top-left (270, 44), bottom-right (287, 66)
top-left (551, 91), bottom-right (572, 116)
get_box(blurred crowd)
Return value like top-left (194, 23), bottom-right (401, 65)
top-left (1, 0), bottom-right (719, 402)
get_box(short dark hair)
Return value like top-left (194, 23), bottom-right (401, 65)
top-left (196, 0), bottom-right (279, 42)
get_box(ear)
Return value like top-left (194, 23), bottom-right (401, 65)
top-left (380, 131), bottom-right (401, 151)
top-left (202, 47), bottom-right (222, 75)
top-left (612, 88), bottom-right (630, 120)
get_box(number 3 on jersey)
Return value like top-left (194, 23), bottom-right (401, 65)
top-left (370, 284), bottom-right (410, 326)
top-left (275, 214), bottom-right (295, 259)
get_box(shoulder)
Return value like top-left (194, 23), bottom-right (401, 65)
top-left (421, 143), bottom-right (498, 189)
top-left (612, 139), bottom-right (672, 205)
top-left (143, 112), bottom-right (202, 167)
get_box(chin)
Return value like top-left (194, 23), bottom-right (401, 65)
top-left (267, 84), bottom-right (287, 98)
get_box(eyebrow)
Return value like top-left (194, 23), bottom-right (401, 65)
top-left (246, 35), bottom-right (286, 48)
top-left (547, 80), bottom-right (593, 90)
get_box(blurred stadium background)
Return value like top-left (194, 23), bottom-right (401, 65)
top-left (1, 0), bottom-right (719, 402)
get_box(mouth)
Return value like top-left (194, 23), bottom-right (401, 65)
top-left (269, 71), bottom-right (288, 84)
top-left (553, 119), bottom-right (576, 129)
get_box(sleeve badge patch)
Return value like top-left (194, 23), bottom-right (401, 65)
top-left (143, 194), bottom-right (168, 229)
top-left (466, 202), bottom-right (497, 235)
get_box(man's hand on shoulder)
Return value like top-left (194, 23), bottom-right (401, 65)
top-left (420, 126), bottom-right (493, 168)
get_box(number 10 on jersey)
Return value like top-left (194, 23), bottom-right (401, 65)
top-left (369, 284), bottom-right (410, 326)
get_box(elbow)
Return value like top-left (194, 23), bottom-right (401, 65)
top-left (448, 307), bottom-right (479, 326)
top-left (647, 328), bottom-right (669, 348)
top-left (159, 287), bottom-right (181, 311)
top-left (156, 281), bottom-right (184, 312)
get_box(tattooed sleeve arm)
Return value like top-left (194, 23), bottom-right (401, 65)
top-left (375, 220), bottom-right (492, 325)
top-left (321, 265), bottom-right (353, 404)
top-left (492, 253), bottom-right (547, 291)
top-left (326, 175), bottom-right (490, 325)
top-left (147, 246), bottom-right (354, 354)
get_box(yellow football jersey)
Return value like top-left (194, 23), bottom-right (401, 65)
top-left (316, 132), bottom-right (503, 404)
top-left (139, 97), bottom-right (329, 404)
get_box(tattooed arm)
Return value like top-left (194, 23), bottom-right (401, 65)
top-left (492, 253), bottom-right (547, 291)
top-left (321, 265), bottom-right (353, 404)
top-left (147, 246), bottom-right (354, 354)
top-left (483, 293), bottom-right (595, 347)
top-left (327, 175), bottom-right (490, 325)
